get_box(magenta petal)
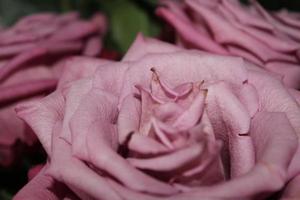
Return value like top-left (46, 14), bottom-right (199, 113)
top-left (0, 43), bottom-right (36, 57)
top-left (50, 21), bottom-right (98, 42)
top-left (221, 0), bottom-right (274, 30)
top-left (0, 79), bottom-right (56, 105)
top-left (14, 166), bottom-right (72, 200)
top-left (281, 173), bottom-right (300, 199)
top-left (156, 7), bottom-right (228, 55)
top-left (0, 47), bottom-right (47, 82)
top-left (186, 0), bottom-right (297, 63)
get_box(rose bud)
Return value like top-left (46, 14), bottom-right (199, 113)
top-left (157, 0), bottom-right (300, 89)
top-left (14, 35), bottom-right (300, 200)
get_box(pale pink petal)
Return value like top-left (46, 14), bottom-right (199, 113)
top-left (57, 56), bottom-right (110, 89)
top-left (173, 90), bottom-right (206, 131)
top-left (68, 87), bottom-right (118, 159)
top-left (229, 135), bottom-right (255, 177)
top-left (248, 69), bottom-right (300, 136)
top-left (117, 94), bottom-right (141, 144)
top-left (120, 51), bottom-right (248, 106)
top-left (93, 62), bottom-right (128, 96)
top-left (127, 133), bottom-right (169, 154)
top-left (206, 82), bottom-right (251, 135)
top-left (60, 79), bottom-right (93, 142)
top-left (237, 83), bottom-right (259, 117)
top-left (16, 91), bottom-right (65, 155)
top-left (152, 119), bottom-right (174, 149)
top-left (122, 33), bottom-right (181, 62)
top-left (47, 123), bottom-right (122, 200)
top-left (251, 112), bottom-right (298, 183)
top-left (127, 144), bottom-right (203, 171)
top-left (265, 62), bottom-right (300, 89)
top-left (153, 102), bottom-right (184, 122)
top-left (86, 119), bottom-right (178, 195)
top-left (69, 88), bottom-right (177, 195)
top-left (159, 112), bottom-right (298, 199)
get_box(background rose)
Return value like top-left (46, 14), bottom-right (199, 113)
top-left (0, 12), bottom-right (107, 167)
top-left (157, 0), bottom-right (300, 89)
top-left (14, 35), bottom-right (300, 200)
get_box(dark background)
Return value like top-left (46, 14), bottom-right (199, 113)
top-left (0, 0), bottom-right (299, 199)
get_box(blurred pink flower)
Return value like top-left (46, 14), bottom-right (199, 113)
top-left (0, 12), bottom-right (107, 167)
top-left (14, 35), bottom-right (300, 200)
top-left (157, 0), bottom-right (300, 89)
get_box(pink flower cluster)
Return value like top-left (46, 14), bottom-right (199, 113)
top-left (157, 0), bottom-right (300, 89)
top-left (14, 35), bottom-right (300, 200)
top-left (0, 12), bottom-right (106, 167)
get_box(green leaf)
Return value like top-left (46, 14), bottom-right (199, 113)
top-left (110, 0), bottom-right (158, 53)
top-left (0, 0), bottom-right (62, 26)
top-left (0, 0), bottom-right (38, 26)
top-left (0, 190), bottom-right (12, 200)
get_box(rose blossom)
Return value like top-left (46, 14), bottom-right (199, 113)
top-left (0, 12), bottom-right (107, 167)
top-left (157, 0), bottom-right (300, 89)
top-left (14, 35), bottom-right (300, 200)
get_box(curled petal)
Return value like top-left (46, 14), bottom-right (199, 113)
top-left (128, 144), bottom-right (204, 171)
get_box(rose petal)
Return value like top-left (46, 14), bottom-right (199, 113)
top-left (186, 0), bottom-right (297, 63)
top-left (127, 144), bottom-right (203, 171)
top-left (122, 33), bottom-right (181, 62)
top-left (14, 166), bottom-right (74, 200)
top-left (16, 91), bottom-right (65, 155)
top-left (156, 7), bottom-right (228, 55)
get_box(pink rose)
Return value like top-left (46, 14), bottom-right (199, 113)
top-left (15, 35), bottom-right (300, 200)
top-left (0, 12), bottom-right (107, 167)
top-left (157, 0), bottom-right (300, 89)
